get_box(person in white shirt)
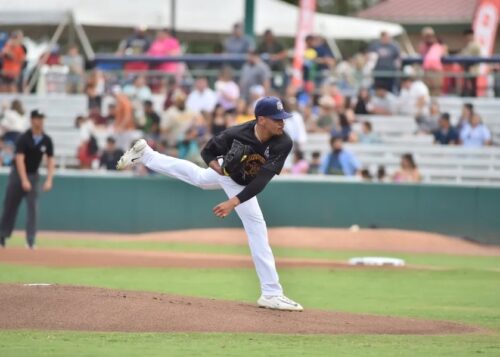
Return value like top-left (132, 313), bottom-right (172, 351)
top-left (367, 85), bottom-right (398, 115)
top-left (460, 113), bottom-right (492, 147)
top-left (186, 77), bottom-right (217, 114)
top-left (283, 98), bottom-right (307, 148)
top-left (0, 99), bottom-right (27, 143)
top-left (215, 67), bottom-right (240, 111)
top-left (398, 75), bottom-right (430, 117)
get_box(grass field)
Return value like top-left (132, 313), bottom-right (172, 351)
top-left (1, 234), bottom-right (500, 356)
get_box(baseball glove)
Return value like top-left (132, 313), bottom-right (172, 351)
top-left (221, 140), bottom-right (251, 176)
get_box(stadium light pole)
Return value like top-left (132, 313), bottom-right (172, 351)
top-left (244, 0), bottom-right (255, 38)
top-left (171, 0), bottom-right (177, 36)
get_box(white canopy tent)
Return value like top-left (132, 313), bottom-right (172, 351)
top-left (0, 0), bottom-right (404, 40)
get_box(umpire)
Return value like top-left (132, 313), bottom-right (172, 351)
top-left (0, 109), bottom-right (55, 249)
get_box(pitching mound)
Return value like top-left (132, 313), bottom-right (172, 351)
top-left (0, 284), bottom-right (482, 335)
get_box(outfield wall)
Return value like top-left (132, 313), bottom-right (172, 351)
top-left (1, 173), bottom-right (499, 244)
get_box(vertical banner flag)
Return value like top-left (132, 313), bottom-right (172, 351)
top-left (473, 0), bottom-right (500, 95)
top-left (292, 0), bottom-right (316, 88)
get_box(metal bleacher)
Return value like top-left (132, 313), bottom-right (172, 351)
top-left (0, 94), bottom-right (86, 168)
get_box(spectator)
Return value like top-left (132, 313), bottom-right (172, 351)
top-left (0, 99), bottom-right (27, 143)
top-left (111, 85), bottom-right (136, 151)
top-left (393, 153), bottom-right (422, 183)
top-left (316, 95), bottom-right (337, 133)
top-left (160, 90), bottom-right (199, 148)
top-left (142, 100), bottom-right (161, 139)
top-left (320, 136), bottom-right (361, 176)
top-left (290, 150), bottom-right (309, 175)
top-left (210, 104), bottom-right (229, 136)
top-left (457, 103), bottom-right (474, 131)
top-left (234, 99), bottom-right (254, 125)
top-left (0, 138), bottom-right (15, 167)
top-left (460, 113), bottom-right (492, 147)
top-left (256, 29), bottom-right (288, 90)
top-left (354, 87), bottom-right (370, 114)
top-left (460, 28), bottom-right (482, 97)
top-left (223, 23), bottom-right (254, 54)
top-left (214, 66), bottom-right (240, 112)
top-left (377, 165), bottom-right (388, 182)
top-left (308, 151), bottom-right (322, 174)
top-left (163, 77), bottom-right (180, 110)
top-left (239, 50), bottom-right (271, 102)
top-left (104, 103), bottom-right (116, 126)
top-left (312, 36), bottom-right (335, 87)
top-left (360, 168), bottom-right (372, 181)
top-left (85, 69), bottom-right (105, 109)
top-left (123, 75), bottom-right (153, 102)
top-left (147, 29), bottom-right (182, 77)
top-left (331, 113), bottom-right (353, 142)
top-left (415, 99), bottom-right (439, 134)
top-left (419, 27), bottom-right (447, 96)
top-left (61, 45), bottom-right (84, 93)
top-left (116, 26), bottom-right (151, 71)
top-left (75, 115), bottom-right (98, 169)
top-left (366, 85), bottom-right (398, 115)
top-left (321, 79), bottom-right (345, 108)
top-left (176, 125), bottom-right (204, 166)
top-left (99, 137), bottom-right (124, 170)
top-left (433, 113), bottom-right (459, 145)
top-left (0, 30), bottom-right (26, 93)
top-left (186, 77), bottom-right (217, 114)
top-left (368, 31), bottom-right (401, 93)
top-left (282, 97), bottom-right (307, 148)
top-left (302, 35), bottom-right (318, 87)
top-left (88, 105), bottom-right (107, 127)
top-left (357, 121), bottom-right (380, 144)
top-left (398, 68), bottom-right (430, 117)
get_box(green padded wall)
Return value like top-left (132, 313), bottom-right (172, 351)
top-left (0, 173), bottom-right (498, 244)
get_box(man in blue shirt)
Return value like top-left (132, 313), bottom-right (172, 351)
top-left (433, 113), bottom-right (459, 145)
top-left (320, 137), bottom-right (361, 176)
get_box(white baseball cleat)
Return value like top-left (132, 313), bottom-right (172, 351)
top-left (116, 139), bottom-right (147, 170)
top-left (257, 295), bottom-right (303, 311)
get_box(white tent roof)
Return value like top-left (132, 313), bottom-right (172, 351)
top-left (0, 0), bottom-right (404, 40)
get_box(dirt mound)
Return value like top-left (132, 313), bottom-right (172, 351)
top-left (38, 228), bottom-right (500, 256)
top-left (0, 247), bottom-right (357, 269)
top-left (0, 284), bottom-right (481, 335)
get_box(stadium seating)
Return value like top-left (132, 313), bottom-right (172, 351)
top-left (0, 94), bottom-right (87, 168)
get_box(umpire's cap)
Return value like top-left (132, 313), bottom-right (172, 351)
top-left (254, 96), bottom-right (292, 120)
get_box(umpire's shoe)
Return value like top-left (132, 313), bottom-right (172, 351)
top-left (258, 295), bottom-right (303, 311)
top-left (117, 139), bottom-right (147, 170)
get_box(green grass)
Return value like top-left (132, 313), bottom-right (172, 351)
top-left (0, 264), bottom-right (499, 330)
top-left (7, 235), bottom-right (500, 271)
top-left (1, 331), bottom-right (499, 357)
top-left (2, 235), bottom-right (500, 356)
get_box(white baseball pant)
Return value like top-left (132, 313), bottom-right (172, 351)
top-left (141, 147), bottom-right (283, 296)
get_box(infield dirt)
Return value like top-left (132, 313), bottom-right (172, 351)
top-left (0, 284), bottom-right (484, 335)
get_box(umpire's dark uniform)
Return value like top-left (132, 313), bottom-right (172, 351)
top-left (0, 110), bottom-right (54, 248)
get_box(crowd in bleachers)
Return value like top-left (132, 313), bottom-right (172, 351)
top-left (0, 24), bottom-right (498, 184)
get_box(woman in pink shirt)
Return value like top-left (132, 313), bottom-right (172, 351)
top-left (147, 29), bottom-right (181, 74)
top-left (291, 150), bottom-right (310, 175)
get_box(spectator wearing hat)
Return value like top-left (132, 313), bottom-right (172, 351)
top-left (316, 95), bottom-right (337, 132)
top-left (0, 110), bottom-right (54, 249)
top-left (398, 67), bottom-right (430, 117)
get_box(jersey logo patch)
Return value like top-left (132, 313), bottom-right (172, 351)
top-left (277, 101), bottom-right (283, 111)
top-left (264, 146), bottom-right (270, 159)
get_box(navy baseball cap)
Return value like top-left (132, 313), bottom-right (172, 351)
top-left (254, 96), bottom-right (292, 120)
top-left (30, 110), bottom-right (45, 119)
